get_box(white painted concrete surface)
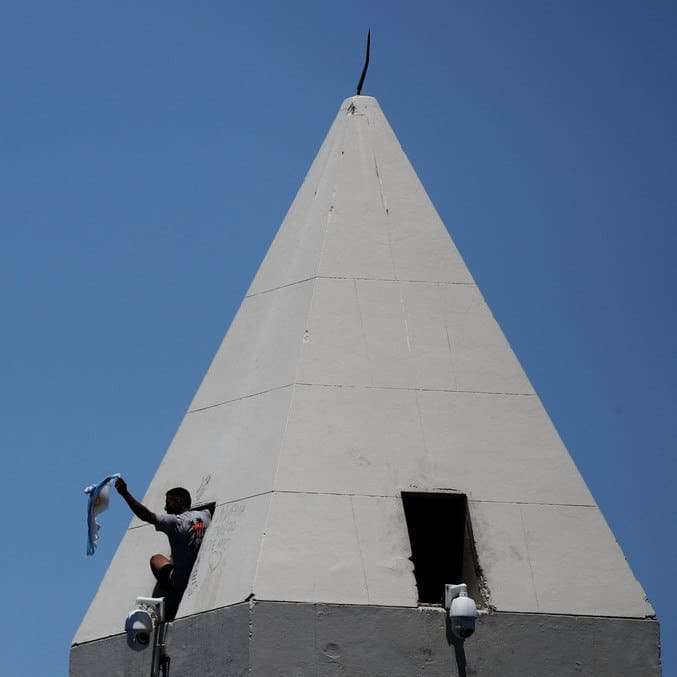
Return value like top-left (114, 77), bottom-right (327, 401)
top-left (74, 95), bottom-right (654, 647)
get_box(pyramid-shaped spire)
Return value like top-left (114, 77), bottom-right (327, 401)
top-left (71, 97), bottom-right (659, 677)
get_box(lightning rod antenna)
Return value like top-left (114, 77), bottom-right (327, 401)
top-left (356, 29), bottom-right (371, 96)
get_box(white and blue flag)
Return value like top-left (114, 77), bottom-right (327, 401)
top-left (85, 474), bottom-right (121, 556)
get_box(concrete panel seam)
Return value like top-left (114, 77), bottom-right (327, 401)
top-left (85, 598), bottom-right (658, 625)
top-left (371, 106), bottom-right (402, 308)
top-left (315, 111), bottom-right (349, 278)
top-left (482, 609), bottom-right (659, 621)
top-left (371, 120), bottom-right (420, 392)
top-left (414, 390), bottom-right (432, 481)
top-left (294, 381), bottom-right (536, 397)
top-left (250, 599), bottom-right (420, 610)
top-left (473, 499), bottom-right (597, 508)
top-left (372, 149), bottom-right (397, 288)
top-left (128, 491), bottom-right (276, 530)
top-left (321, 275), bottom-right (476, 285)
top-left (124, 491), bottom-right (600, 533)
top-left (253, 229), bottom-right (315, 586)
top-left (250, 275), bottom-right (478, 296)
top-left (380, 176), bottom-right (424, 391)
top-left (398, 284), bottom-right (413, 361)
top-left (350, 495), bottom-right (371, 602)
top-left (246, 277), bottom-right (478, 299)
top-left (352, 278), bottom-right (374, 386)
top-left (305, 105), bottom-right (348, 264)
top-left (245, 599), bottom-right (659, 621)
top-left (519, 503), bottom-right (540, 612)
top-left (253, 383), bottom-right (298, 590)
top-left (245, 276), bottom-right (316, 299)
top-left (187, 383), bottom-right (294, 414)
top-left (271, 490), bottom-right (595, 508)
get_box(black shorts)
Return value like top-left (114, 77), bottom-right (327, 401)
top-left (157, 563), bottom-right (175, 589)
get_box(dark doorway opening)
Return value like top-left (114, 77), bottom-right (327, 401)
top-left (401, 491), bottom-right (481, 606)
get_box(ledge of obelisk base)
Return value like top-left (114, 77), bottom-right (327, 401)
top-left (70, 602), bottom-right (662, 677)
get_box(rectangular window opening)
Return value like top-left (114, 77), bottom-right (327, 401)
top-left (401, 491), bottom-right (483, 607)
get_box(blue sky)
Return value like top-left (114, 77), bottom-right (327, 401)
top-left (1, 1), bottom-right (675, 674)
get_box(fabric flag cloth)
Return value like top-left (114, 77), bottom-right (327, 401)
top-left (85, 474), bottom-right (121, 556)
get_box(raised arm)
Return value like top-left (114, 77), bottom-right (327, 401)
top-left (115, 477), bottom-right (157, 525)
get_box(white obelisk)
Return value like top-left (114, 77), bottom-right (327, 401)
top-left (71, 95), bottom-right (660, 677)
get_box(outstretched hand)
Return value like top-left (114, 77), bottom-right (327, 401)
top-left (115, 477), bottom-right (128, 495)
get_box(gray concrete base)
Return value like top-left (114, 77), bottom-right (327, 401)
top-left (70, 601), bottom-right (661, 677)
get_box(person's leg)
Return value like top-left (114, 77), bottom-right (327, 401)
top-left (149, 554), bottom-right (172, 586)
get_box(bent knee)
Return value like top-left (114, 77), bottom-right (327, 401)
top-left (150, 554), bottom-right (168, 571)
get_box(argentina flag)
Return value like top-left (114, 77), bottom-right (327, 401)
top-left (84, 474), bottom-right (121, 556)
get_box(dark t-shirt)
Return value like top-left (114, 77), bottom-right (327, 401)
top-left (155, 509), bottom-right (211, 589)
